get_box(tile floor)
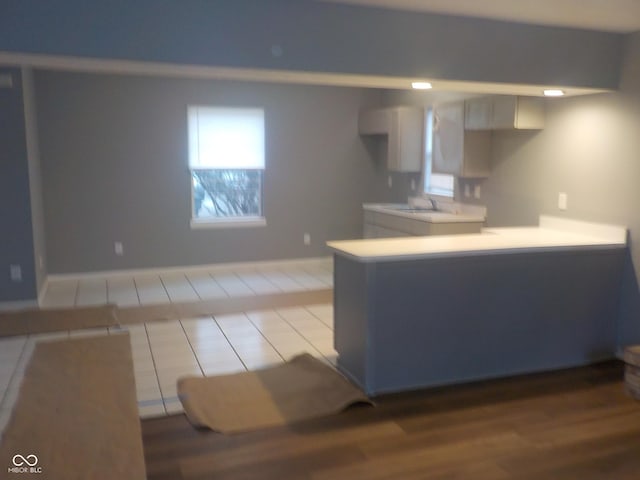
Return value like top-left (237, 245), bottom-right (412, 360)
top-left (0, 259), bottom-right (338, 438)
top-left (41, 259), bottom-right (333, 308)
top-left (0, 303), bottom-right (336, 431)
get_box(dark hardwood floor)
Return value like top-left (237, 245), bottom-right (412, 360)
top-left (142, 361), bottom-right (640, 479)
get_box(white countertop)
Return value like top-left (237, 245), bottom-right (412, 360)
top-left (327, 215), bottom-right (627, 262)
top-left (363, 203), bottom-right (486, 224)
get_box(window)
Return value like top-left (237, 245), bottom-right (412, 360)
top-left (188, 106), bottom-right (265, 227)
top-left (423, 108), bottom-right (455, 198)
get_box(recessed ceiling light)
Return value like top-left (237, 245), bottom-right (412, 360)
top-left (543, 89), bottom-right (565, 97)
top-left (412, 81), bottom-right (433, 90)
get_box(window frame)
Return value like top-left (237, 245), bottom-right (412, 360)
top-left (187, 105), bottom-right (267, 229)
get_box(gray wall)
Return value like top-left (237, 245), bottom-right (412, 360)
top-left (478, 95), bottom-right (640, 229)
top-left (22, 67), bottom-right (47, 294)
top-left (0, 68), bottom-right (37, 301)
top-left (477, 33), bottom-right (640, 346)
top-left (479, 92), bottom-right (640, 347)
top-left (0, 0), bottom-right (624, 89)
top-left (35, 71), bottom-right (382, 273)
top-left (0, 1), bottom-right (636, 312)
top-left (378, 33), bottom-right (640, 346)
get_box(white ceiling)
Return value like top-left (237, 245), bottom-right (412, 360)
top-left (321, 0), bottom-right (640, 33)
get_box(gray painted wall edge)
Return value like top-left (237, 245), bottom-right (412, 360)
top-left (0, 68), bottom-right (38, 302)
top-left (22, 67), bottom-right (48, 295)
top-left (0, 0), bottom-right (624, 89)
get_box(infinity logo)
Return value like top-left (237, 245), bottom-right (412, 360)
top-left (12, 454), bottom-right (38, 467)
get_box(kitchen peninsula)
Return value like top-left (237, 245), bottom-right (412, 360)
top-left (327, 216), bottom-right (627, 395)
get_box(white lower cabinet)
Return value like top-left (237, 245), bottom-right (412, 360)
top-left (363, 210), bottom-right (483, 238)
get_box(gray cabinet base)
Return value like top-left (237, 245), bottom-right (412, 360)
top-left (333, 249), bottom-right (625, 396)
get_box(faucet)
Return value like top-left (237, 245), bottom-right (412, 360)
top-left (427, 197), bottom-right (438, 211)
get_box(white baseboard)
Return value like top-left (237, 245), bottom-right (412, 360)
top-left (46, 256), bottom-right (333, 283)
top-left (37, 277), bottom-right (49, 307)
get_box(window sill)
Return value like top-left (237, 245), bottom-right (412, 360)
top-left (190, 217), bottom-right (267, 230)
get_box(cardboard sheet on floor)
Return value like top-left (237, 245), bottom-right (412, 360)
top-left (0, 305), bottom-right (117, 337)
top-left (0, 334), bottom-right (146, 480)
top-left (178, 353), bottom-right (372, 434)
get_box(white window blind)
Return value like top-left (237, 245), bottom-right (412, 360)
top-left (424, 108), bottom-right (454, 197)
top-left (188, 106), bottom-right (265, 169)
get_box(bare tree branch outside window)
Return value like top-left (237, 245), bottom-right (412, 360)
top-left (193, 169), bottom-right (262, 219)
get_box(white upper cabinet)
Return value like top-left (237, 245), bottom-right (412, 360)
top-left (463, 96), bottom-right (493, 130)
top-left (465, 95), bottom-right (545, 130)
top-left (358, 106), bottom-right (423, 172)
top-left (432, 102), bottom-right (491, 178)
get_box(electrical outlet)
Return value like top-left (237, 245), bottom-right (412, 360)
top-left (9, 264), bottom-right (22, 282)
top-left (410, 179), bottom-right (416, 191)
top-left (303, 233), bottom-right (311, 246)
top-left (558, 192), bottom-right (568, 210)
top-left (387, 175), bottom-right (393, 188)
top-left (474, 185), bottom-right (481, 199)
top-left (114, 242), bottom-right (124, 256)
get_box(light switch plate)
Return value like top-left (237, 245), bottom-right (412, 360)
top-left (9, 264), bottom-right (22, 282)
top-left (558, 192), bottom-right (568, 210)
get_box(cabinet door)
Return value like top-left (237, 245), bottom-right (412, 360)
top-left (432, 103), bottom-right (464, 175)
top-left (464, 98), bottom-right (493, 130)
top-left (459, 132), bottom-right (491, 178)
top-left (492, 96), bottom-right (545, 130)
top-left (512, 97), bottom-right (545, 129)
top-left (491, 96), bottom-right (518, 129)
top-left (360, 107), bottom-right (423, 172)
top-left (388, 107), bottom-right (423, 172)
top-left (387, 109), bottom-right (402, 171)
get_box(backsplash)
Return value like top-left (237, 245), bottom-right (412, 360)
top-left (409, 196), bottom-right (487, 217)
top-left (368, 169), bottom-right (423, 204)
